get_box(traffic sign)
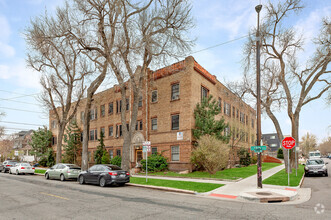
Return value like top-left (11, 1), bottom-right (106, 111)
top-left (143, 146), bottom-right (151, 152)
top-left (143, 141), bottom-right (151, 146)
top-left (282, 137), bottom-right (295, 149)
top-left (251, 146), bottom-right (266, 153)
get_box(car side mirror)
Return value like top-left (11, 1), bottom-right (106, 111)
top-left (326, 162), bottom-right (329, 165)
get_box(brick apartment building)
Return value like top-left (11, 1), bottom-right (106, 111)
top-left (50, 56), bottom-right (256, 172)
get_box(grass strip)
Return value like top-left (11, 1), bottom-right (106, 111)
top-left (35, 169), bottom-right (46, 174)
top-left (130, 177), bottom-right (223, 193)
top-left (146, 163), bottom-right (281, 180)
top-left (262, 164), bottom-right (304, 187)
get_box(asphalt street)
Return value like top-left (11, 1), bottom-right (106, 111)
top-left (0, 167), bottom-right (330, 220)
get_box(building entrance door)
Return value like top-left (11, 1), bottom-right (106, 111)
top-left (135, 149), bottom-right (143, 166)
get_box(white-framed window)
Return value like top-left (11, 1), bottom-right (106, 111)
top-left (171, 83), bottom-right (180, 100)
top-left (116, 124), bottom-right (122, 137)
top-left (171, 146), bottom-right (180, 161)
top-left (90, 108), bottom-right (97, 120)
top-left (109, 150), bottom-right (113, 159)
top-left (151, 90), bottom-right (158, 103)
top-left (108, 102), bottom-right (113, 114)
top-left (224, 102), bottom-right (231, 116)
top-left (51, 120), bottom-right (56, 129)
top-left (101, 127), bottom-right (105, 136)
top-left (270, 135), bottom-right (276, 139)
top-left (201, 86), bottom-right (209, 101)
top-left (89, 129), bottom-right (97, 141)
top-left (151, 118), bottom-right (157, 130)
top-left (152, 147), bottom-right (157, 155)
top-left (171, 114), bottom-right (179, 130)
top-left (101, 105), bottom-right (105, 117)
top-left (109, 126), bottom-right (113, 137)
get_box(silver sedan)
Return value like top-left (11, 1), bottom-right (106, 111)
top-left (45, 163), bottom-right (81, 181)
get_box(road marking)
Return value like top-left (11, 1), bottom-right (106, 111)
top-left (40, 192), bottom-right (70, 200)
top-left (285, 188), bottom-right (297, 191)
top-left (209, 193), bottom-right (237, 199)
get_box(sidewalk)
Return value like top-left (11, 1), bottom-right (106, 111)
top-left (204, 164), bottom-right (304, 203)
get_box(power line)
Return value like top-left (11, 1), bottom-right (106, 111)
top-left (187, 34), bottom-right (252, 56)
top-left (0, 89), bottom-right (39, 97)
top-left (2, 127), bottom-right (33, 131)
top-left (0, 121), bottom-right (45, 127)
top-left (0, 107), bottom-right (44, 114)
top-left (0, 98), bottom-right (40, 106)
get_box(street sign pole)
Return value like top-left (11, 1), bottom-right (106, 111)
top-left (295, 144), bottom-right (297, 177)
top-left (288, 149), bottom-right (290, 186)
top-left (146, 150), bottom-right (148, 182)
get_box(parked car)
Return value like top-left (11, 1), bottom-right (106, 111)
top-left (304, 159), bottom-right (328, 177)
top-left (0, 160), bottom-right (18, 173)
top-left (45, 163), bottom-right (81, 181)
top-left (32, 163), bottom-right (40, 168)
top-left (78, 164), bottom-right (130, 187)
top-left (9, 162), bottom-right (35, 175)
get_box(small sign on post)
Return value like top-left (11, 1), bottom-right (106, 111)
top-left (282, 137), bottom-right (296, 186)
top-left (143, 141), bottom-right (151, 182)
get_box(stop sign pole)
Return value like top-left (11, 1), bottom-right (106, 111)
top-left (282, 137), bottom-right (296, 186)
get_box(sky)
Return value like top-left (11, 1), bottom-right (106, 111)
top-left (0, 0), bottom-right (330, 143)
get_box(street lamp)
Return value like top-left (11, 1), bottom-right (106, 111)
top-left (255, 4), bottom-right (262, 188)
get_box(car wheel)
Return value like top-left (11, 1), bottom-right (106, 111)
top-left (79, 175), bottom-right (85, 185)
top-left (325, 172), bottom-right (328, 177)
top-left (45, 173), bottom-right (49, 180)
top-left (99, 177), bottom-right (106, 187)
top-left (60, 174), bottom-right (65, 181)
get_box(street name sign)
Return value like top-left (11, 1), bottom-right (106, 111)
top-left (251, 146), bottom-right (267, 153)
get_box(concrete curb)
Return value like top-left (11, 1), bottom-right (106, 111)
top-left (126, 183), bottom-right (196, 194)
top-left (299, 174), bottom-right (305, 188)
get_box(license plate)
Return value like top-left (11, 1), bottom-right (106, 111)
top-left (120, 174), bottom-right (125, 178)
top-left (314, 171), bottom-right (318, 173)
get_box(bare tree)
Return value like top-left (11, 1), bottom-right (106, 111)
top-left (0, 112), bottom-right (5, 139)
top-left (241, 0), bottom-right (330, 171)
top-left (318, 136), bottom-right (331, 155)
top-left (300, 132), bottom-right (317, 157)
top-left (67, 0), bottom-right (194, 171)
top-left (26, 6), bottom-right (92, 163)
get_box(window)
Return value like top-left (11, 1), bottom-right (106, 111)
top-left (224, 102), bottom-right (231, 116)
top-left (135, 120), bottom-right (143, 130)
top-left (89, 129), bottom-right (97, 141)
top-left (151, 118), bottom-right (157, 130)
top-left (138, 96), bottom-right (142, 108)
top-left (270, 135), bottom-right (276, 139)
top-left (51, 120), bottom-right (56, 129)
top-left (240, 112), bottom-right (245, 123)
top-left (171, 114), bottom-right (179, 130)
top-left (151, 90), bottom-right (158, 103)
top-left (80, 111), bottom-right (84, 122)
top-left (171, 83), bottom-right (180, 101)
top-left (201, 86), bottom-right (209, 101)
top-left (232, 107), bottom-right (235, 118)
top-left (109, 150), bottom-right (113, 159)
top-left (225, 126), bottom-right (230, 136)
top-left (218, 98), bottom-right (222, 110)
top-left (108, 102), bottom-right (113, 114)
top-left (101, 105), bottom-right (105, 117)
top-left (236, 109), bottom-right (239, 119)
top-left (246, 115), bottom-right (248, 125)
top-left (126, 98), bottom-right (129, 111)
top-left (171, 146), bottom-right (180, 161)
top-left (152, 147), bottom-right (157, 155)
top-left (116, 100), bottom-right (122, 113)
top-left (109, 126), bottom-right (113, 137)
top-left (116, 124), bottom-right (122, 137)
top-left (270, 144), bottom-right (277, 147)
top-left (101, 127), bottom-right (105, 136)
top-left (90, 108), bottom-right (97, 120)
top-left (251, 119), bottom-right (255, 128)
top-left (81, 132), bottom-right (83, 142)
top-left (52, 136), bottom-right (57, 145)
top-left (116, 149), bottom-right (121, 156)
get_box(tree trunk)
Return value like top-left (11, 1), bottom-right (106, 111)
top-left (56, 122), bottom-right (66, 163)
top-left (291, 115), bottom-right (299, 169)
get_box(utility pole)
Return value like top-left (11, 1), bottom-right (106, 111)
top-left (255, 4), bottom-right (262, 189)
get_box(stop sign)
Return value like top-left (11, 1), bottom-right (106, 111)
top-left (282, 137), bottom-right (296, 149)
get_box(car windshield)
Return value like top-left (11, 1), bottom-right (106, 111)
top-left (67, 165), bottom-right (81, 169)
top-left (307, 160), bottom-right (324, 165)
top-left (106, 165), bottom-right (122, 170)
top-left (21, 163), bottom-right (30, 166)
top-left (8, 162), bottom-right (17, 165)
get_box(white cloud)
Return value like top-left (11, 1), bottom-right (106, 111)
top-left (0, 42), bottom-right (15, 58)
top-left (0, 60), bottom-right (41, 89)
top-left (0, 15), bottom-right (15, 58)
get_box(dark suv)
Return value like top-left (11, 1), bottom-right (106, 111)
top-left (0, 160), bottom-right (18, 173)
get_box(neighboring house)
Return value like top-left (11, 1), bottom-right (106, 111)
top-left (50, 56), bottom-right (256, 172)
top-left (262, 133), bottom-right (281, 157)
top-left (13, 130), bottom-right (34, 162)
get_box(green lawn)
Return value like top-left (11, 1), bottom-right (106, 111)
top-left (145, 163), bottom-right (281, 180)
top-left (262, 165), bottom-right (304, 187)
top-left (130, 177), bottom-right (223, 193)
top-left (35, 169), bottom-right (46, 174)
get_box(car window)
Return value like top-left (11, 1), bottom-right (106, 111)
top-left (89, 165), bottom-right (98, 171)
top-left (51, 165), bottom-right (58, 169)
top-left (21, 163), bottom-right (30, 166)
top-left (307, 160), bottom-right (324, 165)
top-left (106, 165), bottom-right (122, 170)
top-left (8, 162), bottom-right (17, 165)
top-left (58, 164), bottom-right (66, 169)
top-left (96, 166), bottom-right (106, 171)
top-left (66, 165), bottom-right (81, 169)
